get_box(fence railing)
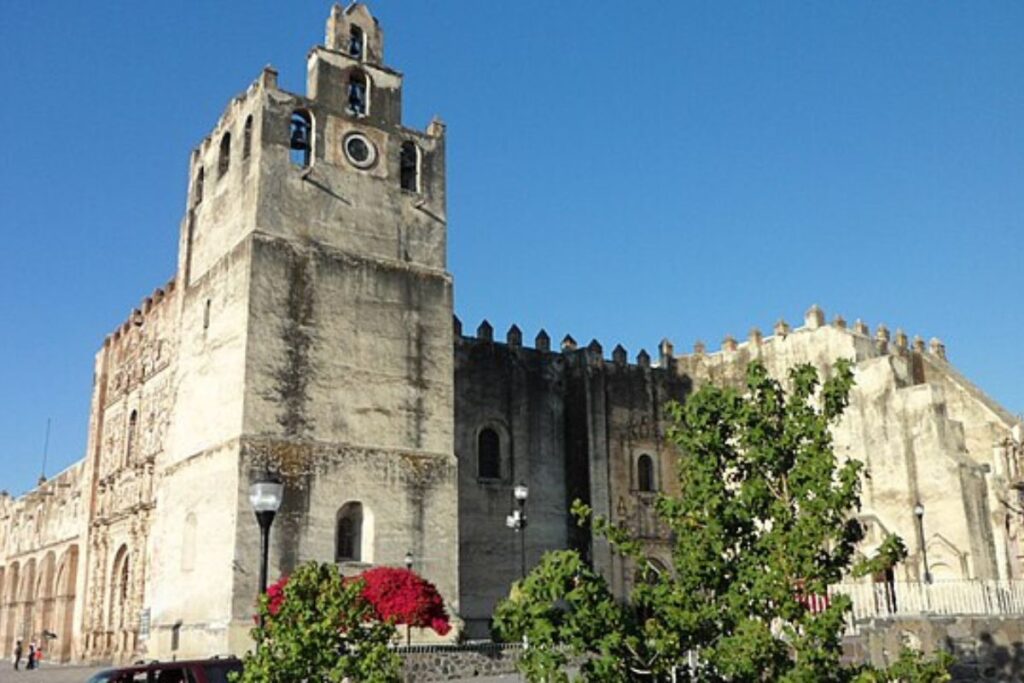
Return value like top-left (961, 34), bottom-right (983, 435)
top-left (831, 579), bottom-right (1024, 621)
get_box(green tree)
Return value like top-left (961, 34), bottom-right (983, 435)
top-left (494, 360), bottom-right (951, 682)
top-left (233, 561), bottom-right (401, 683)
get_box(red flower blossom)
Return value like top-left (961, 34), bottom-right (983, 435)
top-left (359, 567), bottom-right (451, 635)
top-left (266, 575), bottom-right (289, 616)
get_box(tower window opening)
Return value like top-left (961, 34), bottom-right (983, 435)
top-left (336, 502), bottom-right (363, 562)
top-left (125, 410), bottom-right (138, 466)
top-left (347, 70), bottom-right (369, 116)
top-left (194, 167), bottom-right (204, 205)
top-left (478, 428), bottom-right (500, 480)
top-left (242, 115), bottom-right (253, 161)
top-left (400, 141), bottom-right (420, 192)
top-left (349, 25), bottom-right (365, 59)
top-left (637, 454), bottom-right (655, 492)
top-left (203, 299), bottom-right (211, 330)
top-left (217, 132), bottom-right (231, 178)
top-left (289, 110), bottom-right (313, 167)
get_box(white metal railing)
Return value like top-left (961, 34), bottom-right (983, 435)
top-left (830, 579), bottom-right (1024, 621)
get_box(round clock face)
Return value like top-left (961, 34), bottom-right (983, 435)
top-left (344, 132), bottom-right (377, 169)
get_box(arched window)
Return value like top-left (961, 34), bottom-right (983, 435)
top-left (477, 428), bottom-right (501, 480)
top-left (347, 70), bottom-right (369, 116)
top-left (289, 110), bottom-right (313, 167)
top-left (637, 454), bottom-right (655, 492)
top-left (242, 115), bottom-right (253, 160)
top-left (125, 410), bottom-right (138, 465)
top-left (400, 141), bottom-right (420, 192)
top-left (218, 132), bottom-right (231, 178)
top-left (194, 167), bottom-right (204, 205)
top-left (349, 25), bottom-right (365, 59)
top-left (336, 502), bottom-right (363, 562)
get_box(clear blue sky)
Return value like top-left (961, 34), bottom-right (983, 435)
top-left (1, 2), bottom-right (1021, 496)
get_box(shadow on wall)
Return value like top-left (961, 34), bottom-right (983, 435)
top-left (946, 633), bottom-right (1024, 682)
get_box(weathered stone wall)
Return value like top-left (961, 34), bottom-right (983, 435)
top-left (82, 281), bottom-right (179, 663)
top-left (454, 329), bottom-right (687, 635)
top-left (845, 616), bottom-right (1024, 682)
top-left (593, 346), bottom-right (689, 597)
top-left (454, 332), bottom-right (571, 635)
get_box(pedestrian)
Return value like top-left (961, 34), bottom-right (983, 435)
top-left (12, 639), bottom-right (22, 670)
top-left (26, 641), bottom-right (36, 670)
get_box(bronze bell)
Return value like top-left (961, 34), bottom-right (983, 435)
top-left (289, 124), bottom-right (308, 151)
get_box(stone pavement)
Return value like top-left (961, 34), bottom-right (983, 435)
top-left (1, 664), bottom-right (524, 683)
top-left (4, 665), bottom-right (106, 683)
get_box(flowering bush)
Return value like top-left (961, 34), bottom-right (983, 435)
top-left (233, 562), bottom-right (454, 683)
top-left (360, 566), bottom-right (452, 635)
top-left (234, 562), bottom-right (400, 683)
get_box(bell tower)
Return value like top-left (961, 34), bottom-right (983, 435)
top-left (237, 0), bottom-right (457, 632)
top-left (156, 2), bottom-right (457, 657)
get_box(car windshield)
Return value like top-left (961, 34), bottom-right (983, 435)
top-left (86, 673), bottom-right (118, 683)
top-left (205, 661), bottom-right (244, 683)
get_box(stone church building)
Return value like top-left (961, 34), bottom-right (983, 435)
top-left (1, 4), bottom-right (1022, 664)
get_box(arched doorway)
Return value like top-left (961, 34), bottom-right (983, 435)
top-left (108, 546), bottom-right (131, 655)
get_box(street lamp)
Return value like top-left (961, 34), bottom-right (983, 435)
top-left (505, 483), bottom-right (529, 579)
top-left (404, 550), bottom-right (414, 646)
top-left (913, 501), bottom-right (932, 584)
top-left (249, 475), bottom-right (284, 629)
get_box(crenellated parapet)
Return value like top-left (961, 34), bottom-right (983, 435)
top-left (101, 277), bottom-right (179, 409)
top-left (104, 277), bottom-right (178, 349)
top-left (674, 304), bottom-right (951, 375)
top-left (454, 316), bottom-right (671, 373)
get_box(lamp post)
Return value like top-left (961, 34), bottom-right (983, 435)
top-left (913, 501), bottom-right (932, 584)
top-left (404, 550), bottom-right (414, 646)
top-left (505, 483), bottom-right (529, 579)
top-left (249, 475), bottom-right (284, 631)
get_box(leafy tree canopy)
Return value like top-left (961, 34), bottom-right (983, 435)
top-left (494, 360), bottom-right (951, 682)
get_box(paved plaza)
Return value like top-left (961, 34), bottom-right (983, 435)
top-left (5, 665), bottom-right (105, 683)
top-left (2, 664), bottom-right (523, 683)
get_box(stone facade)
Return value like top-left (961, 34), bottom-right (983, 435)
top-left (1, 2), bottom-right (1022, 664)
